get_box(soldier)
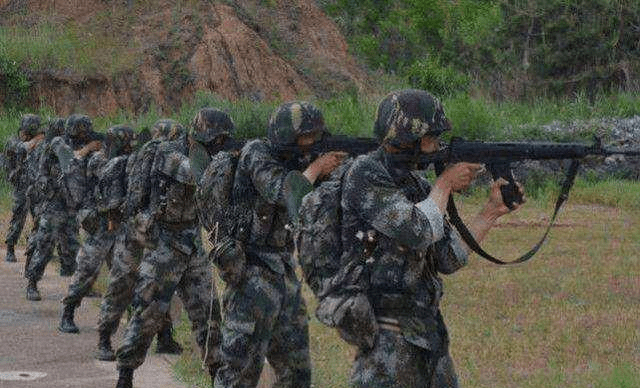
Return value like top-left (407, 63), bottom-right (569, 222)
top-left (3, 114), bottom-right (42, 263)
top-left (340, 89), bottom-right (524, 387)
top-left (23, 118), bottom-right (66, 273)
top-left (95, 119), bottom-right (185, 361)
top-left (58, 125), bottom-right (135, 334)
top-left (24, 114), bottom-right (96, 301)
top-left (114, 110), bottom-right (229, 388)
top-left (213, 102), bottom-right (346, 388)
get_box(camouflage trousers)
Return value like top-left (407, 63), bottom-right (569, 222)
top-left (62, 220), bottom-right (117, 307)
top-left (214, 263), bottom-right (311, 388)
top-left (116, 228), bottom-right (221, 370)
top-left (5, 188), bottom-right (27, 247)
top-left (350, 329), bottom-right (459, 388)
top-left (25, 207), bottom-right (79, 282)
top-left (98, 225), bottom-right (172, 334)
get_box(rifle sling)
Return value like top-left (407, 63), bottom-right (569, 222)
top-left (445, 160), bottom-right (580, 265)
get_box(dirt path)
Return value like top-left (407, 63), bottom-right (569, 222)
top-left (0, 248), bottom-right (187, 388)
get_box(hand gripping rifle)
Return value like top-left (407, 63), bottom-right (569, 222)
top-left (395, 137), bottom-right (640, 264)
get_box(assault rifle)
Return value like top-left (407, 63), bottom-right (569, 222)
top-left (283, 135), bottom-right (640, 209)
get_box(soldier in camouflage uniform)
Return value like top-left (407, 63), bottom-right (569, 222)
top-left (213, 102), bottom-right (346, 388)
top-left (3, 114), bottom-right (42, 263)
top-left (58, 125), bottom-right (135, 334)
top-left (23, 118), bottom-right (66, 271)
top-left (114, 109), bottom-right (230, 388)
top-left (340, 89), bottom-right (524, 388)
top-left (95, 119), bottom-right (186, 361)
top-left (24, 114), bottom-right (97, 301)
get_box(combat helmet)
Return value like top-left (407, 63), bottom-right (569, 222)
top-left (151, 119), bottom-right (185, 141)
top-left (106, 125), bottom-right (134, 157)
top-left (65, 114), bottom-right (93, 139)
top-left (19, 114), bottom-right (42, 139)
top-left (374, 89), bottom-right (451, 150)
top-left (190, 108), bottom-right (234, 145)
top-left (267, 101), bottom-right (327, 146)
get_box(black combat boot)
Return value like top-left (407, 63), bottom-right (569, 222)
top-left (58, 303), bottom-right (79, 333)
top-left (5, 245), bottom-right (16, 262)
top-left (26, 279), bottom-right (41, 301)
top-left (155, 322), bottom-right (183, 354)
top-left (95, 329), bottom-right (116, 361)
top-left (115, 367), bottom-right (134, 388)
top-left (209, 364), bottom-right (220, 388)
top-left (59, 259), bottom-right (76, 277)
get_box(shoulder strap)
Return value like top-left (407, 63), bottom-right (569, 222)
top-left (443, 160), bottom-right (580, 265)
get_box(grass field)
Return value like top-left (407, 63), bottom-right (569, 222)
top-left (156, 179), bottom-right (640, 388)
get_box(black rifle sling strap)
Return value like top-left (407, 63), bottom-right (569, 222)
top-left (442, 159), bottom-right (580, 265)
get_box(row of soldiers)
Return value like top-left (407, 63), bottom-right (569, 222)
top-left (3, 89), bottom-right (521, 388)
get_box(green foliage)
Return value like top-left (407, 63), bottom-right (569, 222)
top-left (320, 0), bottom-right (640, 100)
top-left (405, 56), bottom-right (470, 97)
top-left (0, 44), bottom-right (31, 110)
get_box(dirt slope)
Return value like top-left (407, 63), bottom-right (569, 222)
top-left (1, 0), bottom-right (371, 116)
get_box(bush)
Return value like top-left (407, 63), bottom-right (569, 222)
top-left (0, 48), bottom-right (30, 110)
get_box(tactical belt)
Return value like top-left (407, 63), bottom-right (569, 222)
top-left (446, 160), bottom-right (580, 265)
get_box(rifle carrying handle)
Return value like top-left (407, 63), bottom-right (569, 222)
top-left (488, 162), bottom-right (523, 210)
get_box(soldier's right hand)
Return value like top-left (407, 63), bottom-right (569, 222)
top-left (313, 151), bottom-right (348, 178)
top-left (436, 162), bottom-right (483, 193)
top-left (303, 151), bottom-right (347, 184)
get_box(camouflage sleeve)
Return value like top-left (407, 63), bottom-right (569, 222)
top-left (344, 156), bottom-right (455, 253)
top-left (238, 139), bottom-right (290, 207)
top-left (153, 144), bottom-right (195, 185)
top-left (430, 222), bottom-right (468, 274)
top-left (3, 137), bottom-right (19, 176)
top-left (87, 151), bottom-right (107, 178)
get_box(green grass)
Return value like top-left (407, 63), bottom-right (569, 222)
top-left (0, 21), bottom-right (139, 76)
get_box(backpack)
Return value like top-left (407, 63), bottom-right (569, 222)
top-left (124, 139), bottom-right (161, 216)
top-left (295, 158), bottom-right (378, 349)
top-left (96, 155), bottom-right (128, 213)
top-left (194, 149), bottom-right (251, 285)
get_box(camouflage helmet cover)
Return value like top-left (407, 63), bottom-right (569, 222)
top-left (190, 108), bottom-right (234, 144)
top-left (19, 114), bottom-right (42, 137)
top-left (151, 119), bottom-right (185, 141)
top-left (65, 114), bottom-right (93, 139)
top-left (267, 101), bottom-right (327, 146)
top-left (106, 125), bottom-right (134, 156)
top-left (374, 89), bottom-right (451, 149)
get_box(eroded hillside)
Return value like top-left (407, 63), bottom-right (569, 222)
top-left (0, 0), bottom-right (372, 115)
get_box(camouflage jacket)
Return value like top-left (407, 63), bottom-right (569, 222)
top-left (341, 148), bottom-right (468, 351)
top-left (24, 137), bottom-right (50, 211)
top-left (3, 136), bottom-right (28, 187)
top-left (95, 154), bottom-right (129, 219)
top-left (150, 137), bottom-right (198, 225)
top-left (232, 139), bottom-right (311, 274)
top-left (33, 136), bottom-right (72, 213)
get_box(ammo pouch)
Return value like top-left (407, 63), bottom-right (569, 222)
top-left (316, 291), bottom-right (378, 350)
top-left (130, 211), bottom-right (158, 247)
top-left (209, 235), bottom-right (246, 286)
top-left (315, 261), bottom-right (378, 350)
top-left (77, 208), bottom-right (100, 235)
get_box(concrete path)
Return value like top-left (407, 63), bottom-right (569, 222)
top-left (0, 248), bottom-right (187, 388)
